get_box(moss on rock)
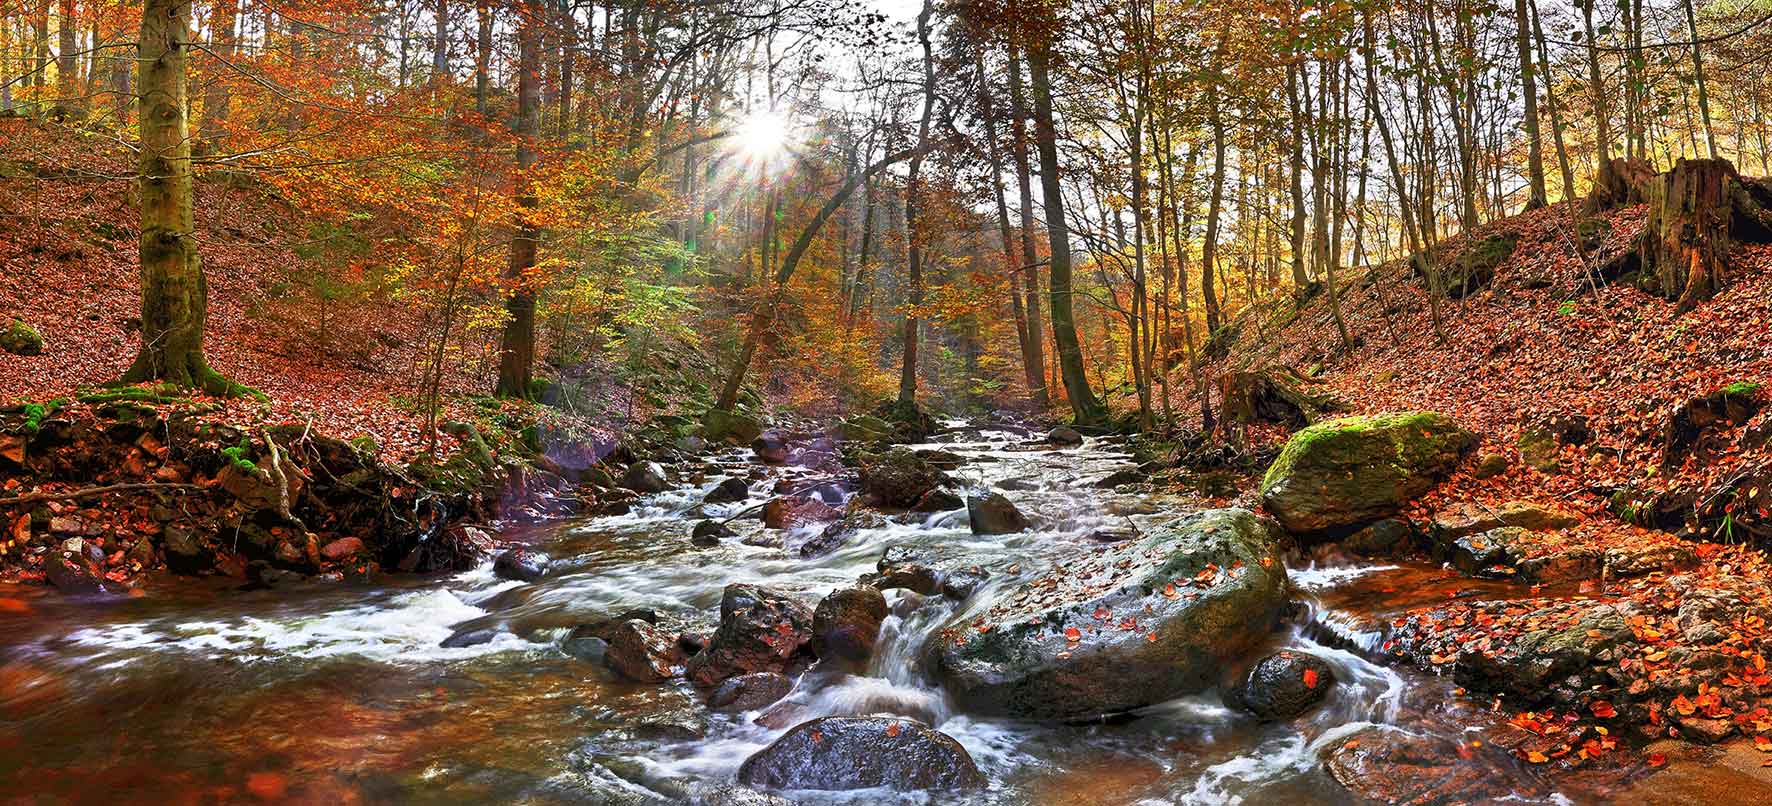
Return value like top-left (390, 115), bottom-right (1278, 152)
top-left (0, 319), bottom-right (43, 356)
top-left (1260, 412), bottom-right (1473, 535)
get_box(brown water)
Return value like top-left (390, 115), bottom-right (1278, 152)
top-left (0, 428), bottom-right (1651, 804)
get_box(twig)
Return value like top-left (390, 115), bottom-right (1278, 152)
top-left (0, 483), bottom-right (202, 507)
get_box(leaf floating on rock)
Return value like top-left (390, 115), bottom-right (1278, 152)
top-left (885, 722), bottom-right (901, 738)
top-left (1590, 701), bottom-right (1617, 718)
top-left (1303, 668), bottom-right (1320, 689)
top-left (1064, 627), bottom-right (1081, 642)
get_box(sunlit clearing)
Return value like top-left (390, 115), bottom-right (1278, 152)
top-left (734, 110), bottom-right (792, 160)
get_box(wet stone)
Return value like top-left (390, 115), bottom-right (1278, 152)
top-left (705, 477), bottom-right (750, 504)
top-left (736, 716), bottom-right (985, 792)
top-left (492, 548), bottom-right (549, 582)
top-left (709, 672), bottom-right (795, 712)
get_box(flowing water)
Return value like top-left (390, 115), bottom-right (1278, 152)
top-left (0, 428), bottom-right (1631, 804)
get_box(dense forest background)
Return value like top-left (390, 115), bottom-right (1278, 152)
top-left (5, 0), bottom-right (1769, 437)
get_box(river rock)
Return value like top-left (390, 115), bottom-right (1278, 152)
top-left (940, 567), bottom-right (990, 600)
top-left (1327, 727), bottom-right (1544, 804)
top-left (966, 493), bottom-right (1029, 535)
top-left (927, 508), bottom-right (1288, 719)
top-left (736, 716), bottom-right (985, 792)
top-left (620, 461), bottom-right (670, 494)
top-left (911, 488), bottom-right (963, 512)
top-left (687, 584), bottom-right (815, 687)
top-left (858, 448), bottom-right (951, 508)
top-left (319, 536), bottom-right (366, 562)
top-left (1227, 650), bottom-right (1335, 720)
top-left (162, 526), bottom-right (210, 574)
top-left (914, 449), bottom-right (967, 470)
top-left (869, 547), bottom-right (942, 595)
top-left (709, 671), bottom-right (795, 712)
top-left (812, 587), bottom-right (888, 665)
top-left (1431, 500), bottom-right (1581, 540)
top-left (706, 477), bottom-right (751, 504)
top-left (762, 496), bottom-right (842, 530)
top-left (752, 434), bottom-right (791, 464)
top-left (605, 619), bottom-right (683, 682)
top-left (1094, 468), bottom-right (1147, 488)
top-left (691, 519), bottom-right (734, 546)
top-left (45, 537), bottom-right (109, 595)
top-left (1342, 519), bottom-right (1413, 558)
top-left (799, 509), bottom-right (885, 559)
top-left (1259, 411), bottom-right (1473, 534)
top-left (703, 409), bottom-right (765, 445)
top-left (492, 548), bottom-right (549, 582)
top-left (1046, 426), bottom-right (1084, 446)
top-left (440, 628), bottom-right (500, 648)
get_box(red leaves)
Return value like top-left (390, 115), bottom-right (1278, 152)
top-left (1302, 668), bottom-right (1320, 689)
top-left (1589, 701), bottom-right (1616, 719)
top-left (885, 722), bottom-right (901, 738)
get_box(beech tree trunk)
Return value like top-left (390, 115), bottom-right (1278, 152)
top-left (1512, 0), bottom-right (1546, 210)
top-left (495, 0), bottom-right (543, 398)
top-left (120, 0), bottom-right (244, 396)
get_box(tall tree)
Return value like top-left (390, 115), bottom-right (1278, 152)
top-left (1512, 0), bottom-right (1546, 210)
top-left (495, 0), bottom-right (543, 398)
top-left (120, 0), bottom-right (246, 395)
top-left (897, 0), bottom-right (936, 409)
top-left (1026, 23), bottom-right (1106, 426)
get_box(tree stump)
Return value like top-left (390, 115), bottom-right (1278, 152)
top-left (1217, 366), bottom-right (1342, 429)
top-left (1583, 157), bottom-right (1656, 214)
top-left (1641, 159), bottom-right (1772, 313)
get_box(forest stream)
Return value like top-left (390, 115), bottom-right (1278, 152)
top-left (0, 426), bottom-right (1694, 804)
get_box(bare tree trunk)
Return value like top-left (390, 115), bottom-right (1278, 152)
top-left (200, 0), bottom-right (236, 146)
top-left (121, 0), bottom-right (245, 396)
top-left (1201, 79), bottom-right (1228, 337)
top-left (896, 0), bottom-right (936, 409)
top-left (433, 0), bottom-right (449, 81)
top-left (1513, 0), bottom-right (1546, 210)
top-left (1006, 42), bottom-right (1048, 408)
top-left (474, 0), bottom-right (491, 113)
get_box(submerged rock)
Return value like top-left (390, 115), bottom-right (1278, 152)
top-left (492, 548), bottom-right (549, 582)
top-left (1327, 727), bottom-right (1545, 804)
top-left (927, 508), bottom-right (1289, 720)
top-left (1260, 411), bottom-right (1473, 534)
top-left (801, 509), bottom-right (885, 558)
top-left (1431, 501), bottom-right (1581, 540)
top-left (736, 716), bottom-right (984, 792)
top-left (966, 493), bottom-right (1030, 535)
top-left (762, 496), bottom-right (842, 530)
top-left (1227, 650), bottom-right (1335, 720)
top-left (709, 672), bottom-right (795, 712)
top-left (1342, 519), bottom-right (1413, 558)
top-left (686, 584), bottom-right (815, 688)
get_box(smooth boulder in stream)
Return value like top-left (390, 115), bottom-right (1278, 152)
top-left (736, 716), bottom-right (984, 792)
top-left (966, 493), bottom-right (1030, 535)
top-left (927, 508), bottom-right (1288, 720)
top-left (619, 461), bottom-right (670, 494)
top-left (1259, 411), bottom-right (1473, 534)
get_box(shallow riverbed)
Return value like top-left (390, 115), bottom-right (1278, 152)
top-left (0, 428), bottom-right (1666, 803)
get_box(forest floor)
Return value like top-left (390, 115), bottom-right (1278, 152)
top-left (1200, 197), bottom-right (1772, 771)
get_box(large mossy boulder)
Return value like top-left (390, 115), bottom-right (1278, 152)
top-left (1260, 412), bottom-right (1473, 535)
top-left (736, 716), bottom-right (984, 792)
top-left (0, 319), bottom-right (43, 356)
top-left (926, 508), bottom-right (1288, 720)
top-left (703, 409), bottom-right (764, 446)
